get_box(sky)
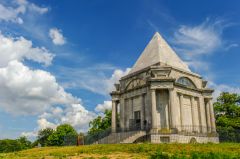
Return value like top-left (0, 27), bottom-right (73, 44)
top-left (0, 0), bottom-right (240, 139)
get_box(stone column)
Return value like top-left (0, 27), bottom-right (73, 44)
top-left (190, 96), bottom-right (197, 132)
top-left (140, 94), bottom-right (144, 130)
top-left (169, 89), bottom-right (176, 128)
top-left (120, 98), bottom-right (125, 131)
top-left (151, 89), bottom-right (157, 129)
top-left (111, 100), bottom-right (117, 133)
top-left (206, 100), bottom-right (212, 133)
top-left (209, 99), bottom-right (216, 132)
top-left (199, 97), bottom-right (207, 133)
top-left (179, 94), bottom-right (184, 131)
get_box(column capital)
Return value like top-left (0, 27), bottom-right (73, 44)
top-left (112, 99), bottom-right (120, 102)
top-left (179, 93), bottom-right (183, 97)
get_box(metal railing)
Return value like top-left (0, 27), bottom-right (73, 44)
top-left (64, 126), bottom-right (240, 145)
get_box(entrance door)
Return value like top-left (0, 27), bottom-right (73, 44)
top-left (134, 111), bottom-right (141, 130)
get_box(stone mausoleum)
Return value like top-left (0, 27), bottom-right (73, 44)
top-left (100, 32), bottom-right (219, 144)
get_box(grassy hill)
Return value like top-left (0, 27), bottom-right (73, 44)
top-left (0, 143), bottom-right (240, 159)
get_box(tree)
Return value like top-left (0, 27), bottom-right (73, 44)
top-left (214, 92), bottom-right (240, 128)
top-left (214, 92), bottom-right (240, 142)
top-left (0, 137), bottom-right (31, 153)
top-left (37, 128), bottom-right (54, 147)
top-left (88, 109), bottom-right (112, 135)
top-left (47, 124), bottom-right (78, 146)
top-left (17, 136), bottom-right (32, 150)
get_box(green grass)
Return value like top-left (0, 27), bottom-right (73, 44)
top-left (0, 143), bottom-right (239, 159)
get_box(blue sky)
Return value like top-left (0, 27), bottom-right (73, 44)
top-left (0, 0), bottom-right (239, 139)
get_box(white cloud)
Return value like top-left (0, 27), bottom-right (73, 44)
top-left (0, 59), bottom-right (97, 136)
top-left (208, 81), bottom-right (240, 101)
top-left (37, 118), bottom-right (57, 130)
top-left (0, 32), bottom-right (54, 67)
top-left (172, 18), bottom-right (229, 74)
top-left (173, 18), bottom-right (223, 58)
top-left (172, 18), bottom-right (240, 102)
top-left (0, 0), bottom-right (48, 24)
top-left (95, 101), bottom-right (112, 112)
top-left (58, 66), bottom-right (131, 96)
top-left (21, 131), bottom-right (37, 138)
top-left (27, 3), bottom-right (48, 14)
top-left (22, 103), bottom-right (96, 137)
top-left (49, 28), bottom-right (66, 45)
top-left (0, 4), bottom-right (23, 24)
top-left (105, 68), bottom-right (131, 93)
top-left (225, 43), bottom-right (239, 51)
top-left (0, 60), bottom-right (79, 115)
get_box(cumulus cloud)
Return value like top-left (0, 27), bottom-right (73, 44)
top-left (22, 104), bottom-right (96, 138)
top-left (106, 68), bottom-right (131, 93)
top-left (0, 32), bottom-right (54, 67)
top-left (95, 101), bottom-right (112, 112)
top-left (58, 66), bottom-right (131, 96)
top-left (49, 28), bottom-right (66, 45)
top-left (0, 60), bottom-right (79, 115)
top-left (0, 0), bottom-right (48, 24)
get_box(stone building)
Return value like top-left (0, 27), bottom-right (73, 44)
top-left (103, 32), bottom-right (219, 143)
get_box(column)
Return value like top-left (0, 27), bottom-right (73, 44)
top-left (120, 98), bottom-right (125, 131)
top-left (206, 100), bottom-right (212, 133)
top-left (199, 97), bottom-right (207, 133)
top-left (140, 94), bottom-right (145, 130)
top-left (191, 97), bottom-right (198, 132)
top-left (111, 100), bottom-right (117, 133)
top-left (209, 100), bottom-right (216, 132)
top-left (169, 89), bottom-right (176, 128)
top-left (151, 89), bottom-right (157, 129)
top-left (179, 94), bottom-right (184, 131)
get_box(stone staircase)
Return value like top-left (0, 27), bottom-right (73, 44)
top-left (96, 130), bottom-right (146, 144)
top-left (120, 131), bottom-right (146, 143)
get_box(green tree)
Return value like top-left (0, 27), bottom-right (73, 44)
top-left (37, 128), bottom-right (54, 147)
top-left (0, 137), bottom-right (31, 153)
top-left (0, 139), bottom-right (22, 152)
top-left (214, 92), bottom-right (240, 142)
top-left (214, 92), bottom-right (240, 128)
top-left (17, 136), bottom-right (32, 149)
top-left (47, 124), bottom-right (78, 146)
top-left (88, 109), bottom-right (112, 135)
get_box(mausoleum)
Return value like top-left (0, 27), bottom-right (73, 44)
top-left (100, 32), bottom-right (219, 143)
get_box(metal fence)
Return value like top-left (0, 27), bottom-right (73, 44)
top-left (63, 126), bottom-right (240, 145)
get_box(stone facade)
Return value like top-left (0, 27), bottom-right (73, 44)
top-left (110, 32), bottom-right (219, 143)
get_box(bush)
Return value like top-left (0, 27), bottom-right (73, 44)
top-left (0, 137), bottom-right (31, 153)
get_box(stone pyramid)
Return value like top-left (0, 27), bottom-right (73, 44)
top-left (129, 32), bottom-right (191, 74)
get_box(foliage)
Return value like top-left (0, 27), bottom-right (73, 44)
top-left (214, 92), bottom-right (240, 128)
top-left (47, 124), bottom-right (78, 146)
top-left (0, 137), bottom-right (31, 153)
top-left (88, 109), bottom-right (112, 135)
top-left (17, 137), bottom-right (32, 150)
top-left (37, 128), bottom-right (54, 147)
top-left (214, 92), bottom-right (240, 142)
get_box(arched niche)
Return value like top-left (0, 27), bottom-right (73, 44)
top-left (176, 77), bottom-right (197, 89)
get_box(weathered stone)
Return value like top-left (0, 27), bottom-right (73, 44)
top-left (109, 32), bottom-right (219, 144)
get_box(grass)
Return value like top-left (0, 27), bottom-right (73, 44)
top-left (0, 143), bottom-right (240, 159)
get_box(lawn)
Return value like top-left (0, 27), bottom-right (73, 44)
top-left (0, 143), bottom-right (240, 159)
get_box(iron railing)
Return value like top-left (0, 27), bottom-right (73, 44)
top-left (64, 125), bottom-right (240, 145)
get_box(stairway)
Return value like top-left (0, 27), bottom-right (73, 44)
top-left (120, 131), bottom-right (146, 143)
top-left (96, 130), bottom-right (146, 144)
